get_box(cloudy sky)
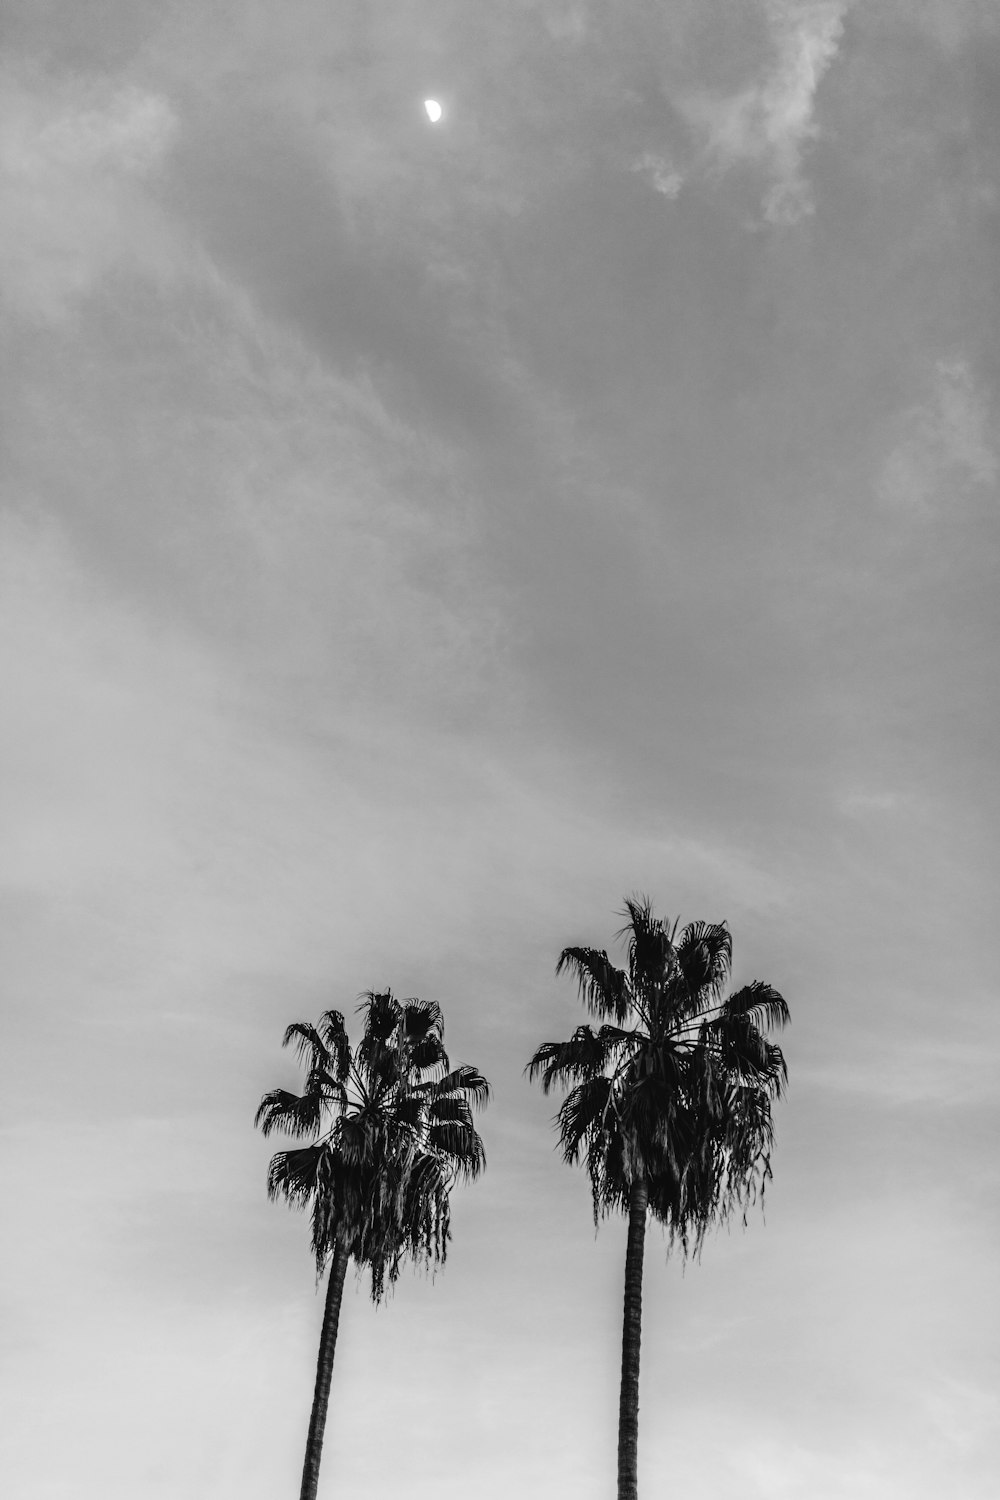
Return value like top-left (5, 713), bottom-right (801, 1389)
top-left (2, 2), bottom-right (999, 1496)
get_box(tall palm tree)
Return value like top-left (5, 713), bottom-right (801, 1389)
top-left (256, 990), bottom-right (489, 1500)
top-left (527, 896), bottom-right (789, 1500)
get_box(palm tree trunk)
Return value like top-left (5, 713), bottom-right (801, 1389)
top-left (617, 1175), bottom-right (648, 1500)
top-left (299, 1243), bottom-right (350, 1500)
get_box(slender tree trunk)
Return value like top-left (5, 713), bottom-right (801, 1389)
top-left (299, 1244), bottom-right (350, 1500)
top-left (617, 1176), bottom-right (648, 1500)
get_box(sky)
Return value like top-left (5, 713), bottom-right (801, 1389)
top-left (1, 1), bottom-right (999, 1496)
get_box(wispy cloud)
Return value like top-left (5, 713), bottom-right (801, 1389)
top-left (883, 0), bottom-right (1000, 54)
top-left (922, 1376), bottom-right (1000, 1455)
top-left (0, 72), bottom-right (181, 320)
top-left (878, 357), bottom-right (998, 516)
top-left (681, 1), bottom-right (847, 223)
top-left (798, 1030), bottom-right (998, 1107)
top-left (630, 150), bottom-right (684, 199)
top-left (838, 789), bottom-right (908, 817)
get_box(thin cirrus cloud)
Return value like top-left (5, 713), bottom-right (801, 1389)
top-left (0, 73), bottom-right (182, 320)
top-left (878, 357), bottom-right (999, 516)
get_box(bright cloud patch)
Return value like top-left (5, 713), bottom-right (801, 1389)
top-left (20, 84), bottom-right (176, 173)
top-left (682, 0), bottom-right (847, 224)
top-left (631, 151), bottom-right (683, 199)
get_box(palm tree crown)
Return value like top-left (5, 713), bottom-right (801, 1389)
top-left (256, 990), bottom-right (490, 1298)
top-left (527, 894), bottom-right (790, 1251)
top-left (528, 896), bottom-right (788, 1500)
top-left (257, 991), bottom-right (489, 1500)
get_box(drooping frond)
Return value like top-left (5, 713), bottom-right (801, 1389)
top-left (390, 1091), bottom-right (426, 1133)
top-left (552, 1075), bottom-right (630, 1226)
top-left (763, 1040), bottom-right (788, 1094)
top-left (408, 1032), bottom-right (449, 1077)
top-left (357, 990), bottom-right (400, 1044)
top-left (428, 1121), bottom-right (486, 1177)
top-left (596, 1024), bottom-right (640, 1053)
top-left (303, 1066), bottom-right (348, 1110)
top-left (617, 895), bottom-right (677, 991)
top-left (402, 999), bottom-right (444, 1043)
top-left (254, 1088), bottom-right (325, 1139)
top-left (555, 1075), bottom-right (615, 1165)
top-left (673, 921), bottom-right (732, 1009)
top-left (282, 1021), bottom-right (330, 1072)
top-left (433, 1066), bottom-right (491, 1109)
top-left (525, 1024), bottom-right (619, 1093)
top-left (428, 1094), bottom-right (474, 1130)
top-left (710, 1015), bottom-right (771, 1077)
top-left (318, 1009), bottom-right (351, 1082)
top-left (719, 982), bottom-right (790, 1033)
top-left (266, 1142), bottom-right (328, 1204)
top-left (381, 1151), bottom-right (454, 1293)
top-left (555, 947), bottom-right (631, 1022)
top-left (704, 1014), bottom-right (788, 1094)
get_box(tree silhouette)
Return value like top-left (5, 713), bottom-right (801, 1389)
top-left (257, 991), bottom-right (489, 1500)
top-left (527, 897), bottom-right (789, 1500)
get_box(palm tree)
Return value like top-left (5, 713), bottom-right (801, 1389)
top-left (527, 896), bottom-right (789, 1500)
top-left (256, 990), bottom-right (489, 1500)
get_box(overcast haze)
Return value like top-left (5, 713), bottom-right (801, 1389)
top-left (2, 2), bottom-right (999, 1497)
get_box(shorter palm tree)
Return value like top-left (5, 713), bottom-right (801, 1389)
top-left (527, 897), bottom-right (789, 1500)
top-left (256, 991), bottom-right (489, 1500)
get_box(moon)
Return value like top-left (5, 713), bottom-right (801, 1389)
top-left (423, 99), bottom-right (443, 124)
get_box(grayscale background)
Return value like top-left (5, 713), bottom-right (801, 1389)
top-left (2, 2), bottom-right (998, 1496)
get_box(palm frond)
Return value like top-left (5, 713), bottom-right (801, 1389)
top-left (357, 990), bottom-right (401, 1042)
top-left (428, 1095), bottom-right (474, 1129)
top-left (402, 1000), bottom-right (444, 1043)
top-left (433, 1065), bottom-right (491, 1108)
top-left (382, 1152), bottom-right (454, 1291)
top-left (704, 1012), bottom-right (788, 1094)
top-left (281, 1021), bottom-right (330, 1072)
top-left (555, 1076), bottom-right (615, 1165)
top-left (617, 895), bottom-right (676, 989)
top-left (526, 1024), bottom-right (618, 1093)
top-left (391, 1092), bottom-right (427, 1132)
top-left (555, 947), bottom-right (631, 1022)
top-left (318, 1009), bottom-right (352, 1082)
top-left (266, 1142), bottom-right (328, 1203)
top-left (674, 921), bottom-right (732, 1003)
top-left (408, 1033), bottom-right (449, 1076)
top-left (595, 1024), bottom-right (639, 1055)
top-left (721, 981), bottom-right (790, 1032)
top-left (305, 1066), bottom-right (348, 1105)
top-left (717, 1086), bottom-right (778, 1222)
top-left (254, 1087), bottom-right (325, 1138)
top-left (761, 1040), bottom-right (789, 1096)
top-left (428, 1121), bottom-right (486, 1176)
